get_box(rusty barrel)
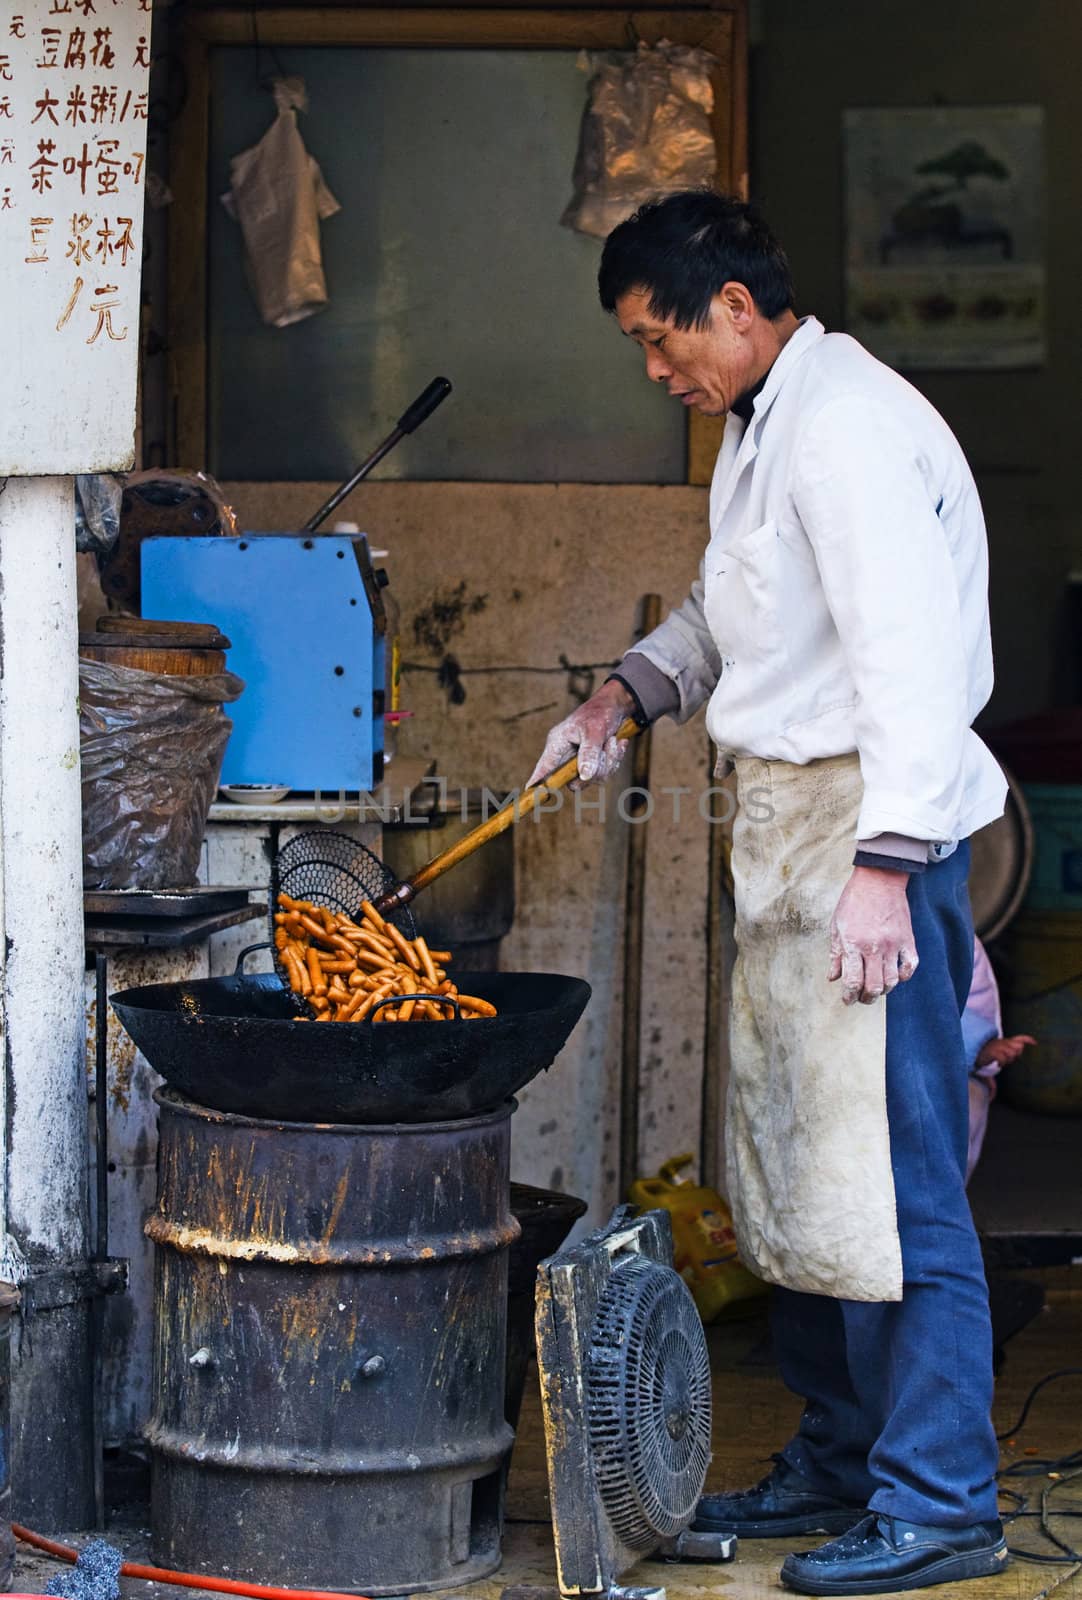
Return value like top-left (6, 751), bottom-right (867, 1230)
top-left (0, 1284), bottom-right (18, 1590)
top-left (145, 1090), bottom-right (519, 1594)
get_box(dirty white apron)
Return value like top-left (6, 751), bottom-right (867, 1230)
top-left (724, 753), bottom-right (904, 1302)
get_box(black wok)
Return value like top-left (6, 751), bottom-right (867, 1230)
top-left (110, 967), bottom-right (590, 1124)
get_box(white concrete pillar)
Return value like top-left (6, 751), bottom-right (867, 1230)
top-left (0, 475), bottom-right (94, 1525)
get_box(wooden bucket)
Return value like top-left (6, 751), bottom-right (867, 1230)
top-left (79, 617), bottom-right (231, 676)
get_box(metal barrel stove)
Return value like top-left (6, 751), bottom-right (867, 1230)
top-left (0, 1283), bottom-right (18, 1588)
top-left (145, 1090), bottom-right (519, 1594)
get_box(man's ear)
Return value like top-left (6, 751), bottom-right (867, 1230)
top-left (716, 281), bottom-right (756, 333)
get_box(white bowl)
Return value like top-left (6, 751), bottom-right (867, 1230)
top-left (220, 784), bottom-right (291, 806)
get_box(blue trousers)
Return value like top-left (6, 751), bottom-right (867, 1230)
top-left (774, 842), bottom-right (1000, 1526)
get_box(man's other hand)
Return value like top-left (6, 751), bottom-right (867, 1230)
top-left (829, 866), bottom-right (919, 1006)
top-left (527, 679), bottom-right (637, 790)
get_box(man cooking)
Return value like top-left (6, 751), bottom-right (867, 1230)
top-left (529, 191), bottom-right (1008, 1596)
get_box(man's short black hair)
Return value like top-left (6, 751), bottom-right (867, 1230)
top-left (598, 190), bottom-right (795, 327)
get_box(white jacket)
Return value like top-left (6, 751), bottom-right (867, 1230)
top-left (625, 316), bottom-right (1006, 844)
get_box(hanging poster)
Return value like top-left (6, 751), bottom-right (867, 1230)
top-left (844, 106), bottom-right (1044, 370)
top-left (0, 0), bottom-right (152, 474)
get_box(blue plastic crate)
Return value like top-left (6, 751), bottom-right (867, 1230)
top-left (1021, 783), bottom-right (1082, 911)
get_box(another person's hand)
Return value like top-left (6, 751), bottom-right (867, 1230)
top-left (976, 1034), bottom-right (1036, 1069)
top-left (829, 866), bottom-right (919, 1006)
top-left (528, 679), bottom-right (637, 790)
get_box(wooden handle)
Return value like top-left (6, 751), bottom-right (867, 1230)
top-left (619, 592), bottom-right (662, 1198)
top-left (379, 716), bottom-right (642, 912)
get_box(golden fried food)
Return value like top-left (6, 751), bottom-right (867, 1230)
top-left (274, 895), bottom-right (497, 1022)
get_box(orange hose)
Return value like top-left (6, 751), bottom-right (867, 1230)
top-left (13, 1524), bottom-right (371, 1600)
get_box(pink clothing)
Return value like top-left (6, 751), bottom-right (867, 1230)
top-left (967, 1080), bottom-right (993, 1184)
top-left (966, 938), bottom-right (1002, 1074)
top-left (964, 937), bottom-right (1002, 1181)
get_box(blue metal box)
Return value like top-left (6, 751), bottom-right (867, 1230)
top-left (141, 534), bottom-right (385, 791)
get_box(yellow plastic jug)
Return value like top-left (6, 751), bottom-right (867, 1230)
top-left (629, 1154), bottom-right (767, 1323)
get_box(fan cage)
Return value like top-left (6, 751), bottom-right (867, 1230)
top-left (586, 1254), bottom-right (712, 1551)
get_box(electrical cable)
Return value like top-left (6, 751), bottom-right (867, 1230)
top-left (992, 1368), bottom-right (1082, 1585)
top-left (401, 653), bottom-right (620, 708)
top-left (13, 1525), bottom-right (371, 1600)
top-left (401, 656), bottom-right (619, 678)
top-left (997, 1370), bottom-right (1082, 1443)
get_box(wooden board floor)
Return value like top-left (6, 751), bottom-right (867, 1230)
top-left (12, 1270), bottom-right (1082, 1600)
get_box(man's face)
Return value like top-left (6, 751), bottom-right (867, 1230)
top-left (615, 286), bottom-right (754, 416)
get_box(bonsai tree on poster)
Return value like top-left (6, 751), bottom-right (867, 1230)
top-left (881, 139), bottom-right (1013, 261)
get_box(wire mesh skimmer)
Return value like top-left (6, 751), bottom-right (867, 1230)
top-left (268, 716), bottom-right (639, 1012)
top-left (271, 716), bottom-right (640, 949)
top-left (270, 831), bottom-right (416, 1011)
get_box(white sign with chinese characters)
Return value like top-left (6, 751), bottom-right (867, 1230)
top-left (0, 0), bottom-right (151, 473)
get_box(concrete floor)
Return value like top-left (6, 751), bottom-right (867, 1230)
top-left (13, 1267), bottom-right (1082, 1600)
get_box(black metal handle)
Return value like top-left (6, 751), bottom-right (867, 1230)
top-left (302, 377), bottom-right (452, 531)
top-left (370, 993), bottom-right (461, 1022)
top-left (396, 376), bottom-right (452, 434)
top-left (234, 942), bottom-right (272, 975)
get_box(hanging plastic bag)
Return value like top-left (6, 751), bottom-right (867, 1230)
top-left (221, 77), bottom-right (341, 328)
top-left (562, 42), bottom-right (717, 240)
top-left (79, 659), bottom-right (245, 889)
top-left (75, 473), bottom-right (124, 558)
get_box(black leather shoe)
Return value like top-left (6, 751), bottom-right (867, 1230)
top-left (692, 1455), bottom-right (867, 1539)
top-left (780, 1512), bottom-right (1008, 1594)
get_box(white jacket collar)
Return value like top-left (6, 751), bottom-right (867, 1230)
top-left (711, 319), bottom-right (825, 528)
top-left (749, 315), bottom-right (825, 422)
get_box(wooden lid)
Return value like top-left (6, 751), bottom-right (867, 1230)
top-left (97, 615), bottom-right (225, 642)
top-left (81, 616), bottom-right (231, 651)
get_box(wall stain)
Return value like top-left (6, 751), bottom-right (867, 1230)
top-left (412, 582), bottom-right (488, 656)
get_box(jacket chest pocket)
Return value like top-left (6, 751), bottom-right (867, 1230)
top-left (704, 520), bottom-right (783, 673)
